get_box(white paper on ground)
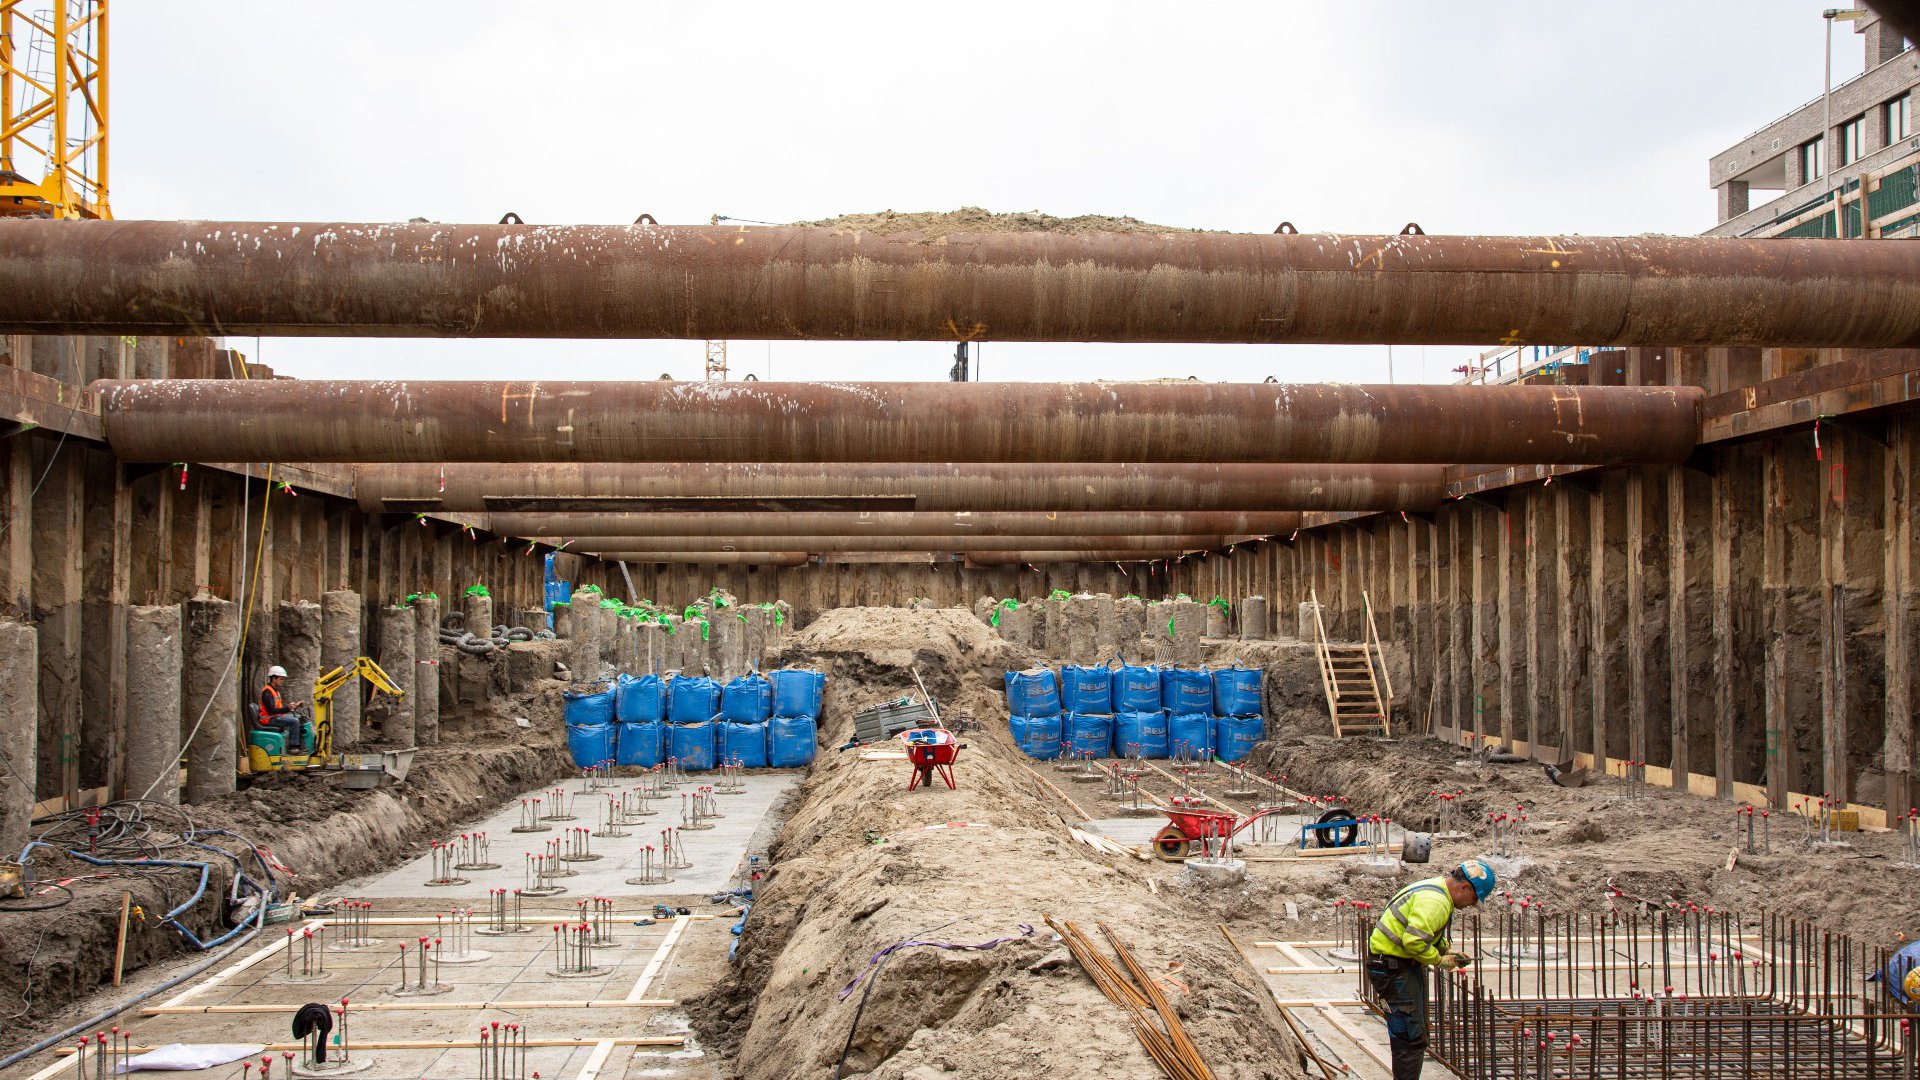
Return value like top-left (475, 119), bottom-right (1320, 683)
top-left (117, 1043), bottom-right (265, 1073)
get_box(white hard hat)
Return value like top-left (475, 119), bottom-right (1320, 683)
top-left (267, 665), bottom-right (288, 678)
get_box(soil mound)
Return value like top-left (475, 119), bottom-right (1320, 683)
top-left (796, 206), bottom-right (1208, 239)
top-left (694, 611), bottom-right (1299, 1079)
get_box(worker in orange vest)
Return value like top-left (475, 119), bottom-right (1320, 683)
top-left (258, 665), bottom-right (310, 752)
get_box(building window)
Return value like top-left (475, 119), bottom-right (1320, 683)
top-left (1799, 136), bottom-right (1825, 181)
top-left (1888, 93), bottom-right (1913, 142)
top-left (1838, 116), bottom-right (1865, 166)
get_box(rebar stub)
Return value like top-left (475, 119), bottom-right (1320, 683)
top-left (292, 1058), bottom-right (375, 1077)
top-left (387, 982), bottom-right (454, 997)
top-left (544, 965), bottom-right (613, 980)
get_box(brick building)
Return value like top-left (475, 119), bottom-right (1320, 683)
top-left (1708, 2), bottom-right (1918, 238)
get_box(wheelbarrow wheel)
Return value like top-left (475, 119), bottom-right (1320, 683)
top-left (1315, 807), bottom-right (1358, 848)
top-left (1152, 826), bottom-right (1192, 862)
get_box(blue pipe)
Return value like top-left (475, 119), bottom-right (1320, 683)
top-left (728, 901), bottom-right (752, 962)
top-left (63, 853), bottom-right (236, 947)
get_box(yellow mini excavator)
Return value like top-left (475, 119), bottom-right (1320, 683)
top-left (245, 656), bottom-right (414, 786)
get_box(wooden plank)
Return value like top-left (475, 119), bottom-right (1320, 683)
top-left (1448, 510), bottom-right (1465, 736)
top-left (629, 914), bottom-right (692, 1002)
top-left (1712, 465), bottom-right (1735, 800)
top-left (1589, 481), bottom-right (1609, 765)
top-left (1625, 469), bottom-right (1648, 766)
top-left (572, 1040), bottom-right (618, 1080)
top-left (1762, 442), bottom-right (1791, 810)
top-left (1554, 486), bottom-right (1577, 756)
top-left (113, 891), bottom-right (131, 987)
top-left (1315, 1003), bottom-right (1394, 1070)
top-left (1525, 491), bottom-right (1546, 760)
top-left (1888, 419), bottom-right (1915, 816)
top-left (1470, 507), bottom-right (1489, 742)
top-left (1497, 502), bottom-right (1516, 750)
top-left (1668, 466), bottom-right (1692, 791)
top-left (1821, 433), bottom-right (1850, 803)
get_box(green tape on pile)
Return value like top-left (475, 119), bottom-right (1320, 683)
top-left (1208, 596), bottom-right (1231, 615)
top-left (463, 583), bottom-right (491, 598)
top-left (1166, 617), bottom-right (1177, 640)
top-left (1048, 589), bottom-right (1070, 601)
top-left (989, 597), bottom-right (1019, 627)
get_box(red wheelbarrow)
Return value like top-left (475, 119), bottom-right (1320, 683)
top-left (1151, 801), bottom-right (1288, 861)
top-left (901, 728), bottom-right (962, 791)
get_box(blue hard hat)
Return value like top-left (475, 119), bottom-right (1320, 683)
top-left (1459, 859), bottom-right (1496, 901)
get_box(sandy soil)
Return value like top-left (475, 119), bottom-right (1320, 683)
top-left (1237, 730), bottom-right (1920, 950)
top-left (691, 608), bottom-right (1303, 1080)
top-left (796, 206), bottom-right (1209, 239)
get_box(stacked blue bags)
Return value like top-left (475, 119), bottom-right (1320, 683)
top-left (667, 676), bottom-right (719, 770)
top-left (563, 685), bottom-right (616, 767)
top-left (719, 673), bottom-right (772, 769)
top-left (614, 674), bottom-right (666, 767)
top-left (768, 669), bottom-right (825, 768)
top-left (1210, 665), bottom-right (1264, 762)
top-left (1060, 665), bottom-right (1114, 759)
top-left (1111, 661), bottom-right (1168, 758)
top-left (1005, 669), bottom-right (1062, 760)
top-left (999, 661), bottom-right (1264, 762)
top-left (1160, 667), bottom-right (1213, 760)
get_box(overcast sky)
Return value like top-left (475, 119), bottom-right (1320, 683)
top-left (103, 1), bottom-right (1868, 384)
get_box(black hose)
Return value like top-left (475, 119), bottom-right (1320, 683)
top-left (455, 633), bottom-right (496, 656)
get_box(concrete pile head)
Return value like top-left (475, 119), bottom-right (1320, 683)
top-left (1205, 598), bottom-right (1232, 639)
top-left (1110, 596), bottom-right (1149, 662)
top-left (411, 594), bottom-right (442, 747)
top-left (1239, 595), bottom-right (1270, 641)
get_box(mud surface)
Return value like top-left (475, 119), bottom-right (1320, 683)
top-left (796, 206), bottom-right (1207, 239)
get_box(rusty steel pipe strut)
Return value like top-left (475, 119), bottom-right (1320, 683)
top-left (353, 462), bottom-right (1444, 513)
top-left (9, 220), bottom-right (1920, 347)
top-left (583, 551), bottom-right (811, 566)
top-left (963, 550), bottom-right (1191, 566)
top-left (94, 380), bottom-right (1702, 466)
top-left (490, 510), bottom-right (1302, 538)
top-left (568, 533), bottom-right (1225, 554)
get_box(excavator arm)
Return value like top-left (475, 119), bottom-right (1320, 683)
top-left (310, 656), bottom-right (407, 760)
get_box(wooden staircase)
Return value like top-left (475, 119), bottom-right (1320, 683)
top-left (1310, 588), bottom-right (1393, 738)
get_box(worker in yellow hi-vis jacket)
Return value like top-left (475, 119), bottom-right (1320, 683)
top-left (1366, 859), bottom-right (1497, 1080)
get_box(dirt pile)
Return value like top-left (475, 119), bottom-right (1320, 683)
top-left (694, 608), bottom-right (1302, 1080)
top-left (796, 206), bottom-right (1209, 239)
top-left (1245, 730), bottom-right (1920, 948)
top-left (0, 670), bottom-right (577, 1055)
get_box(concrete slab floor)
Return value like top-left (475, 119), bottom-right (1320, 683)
top-left (345, 772), bottom-right (798, 901)
top-left (5, 900), bottom-right (734, 1080)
